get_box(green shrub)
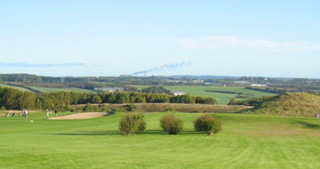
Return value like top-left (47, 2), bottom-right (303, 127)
top-left (98, 104), bottom-right (112, 112)
top-left (119, 113), bottom-right (146, 135)
top-left (160, 114), bottom-right (184, 135)
top-left (0, 106), bottom-right (7, 110)
top-left (165, 107), bottom-right (176, 112)
top-left (126, 104), bottom-right (137, 112)
top-left (82, 103), bottom-right (98, 112)
top-left (193, 114), bottom-right (221, 135)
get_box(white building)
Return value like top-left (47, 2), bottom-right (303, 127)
top-left (250, 83), bottom-right (267, 87)
top-left (172, 92), bottom-right (187, 96)
top-left (94, 87), bottom-right (124, 92)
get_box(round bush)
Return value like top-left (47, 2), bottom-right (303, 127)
top-left (193, 114), bottom-right (221, 135)
top-left (160, 114), bottom-right (184, 135)
top-left (119, 113), bottom-right (146, 135)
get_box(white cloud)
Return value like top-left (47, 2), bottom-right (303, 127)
top-left (0, 62), bottom-right (86, 68)
top-left (177, 36), bottom-right (320, 52)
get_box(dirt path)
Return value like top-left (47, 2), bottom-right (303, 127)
top-left (48, 112), bottom-right (109, 120)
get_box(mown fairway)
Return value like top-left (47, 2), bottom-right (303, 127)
top-left (133, 85), bottom-right (276, 104)
top-left (0, 112), bottom-right (319, 169)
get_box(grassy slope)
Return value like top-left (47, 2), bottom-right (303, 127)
top-left (0, 83), bottom-right (31, 92)
top-left (133, 85), bottom-right (276, 104)
top-left (26, 86), bottom-right (95, 93)
top-left (252, 92), bottom-right (320, 117)
top-left (0, 83), bottom-right (94, 93)
top-left (0, 112), bottom-right (319, 169)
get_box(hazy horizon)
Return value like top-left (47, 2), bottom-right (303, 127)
top-left (0, 72), bottom-right (316, 80)
top-left (1, 1), bottom-right (320, 78)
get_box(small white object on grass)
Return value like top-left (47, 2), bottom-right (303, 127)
top-left (30, 120), bottom-right (34, 123)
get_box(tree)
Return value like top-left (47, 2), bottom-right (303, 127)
top-left (91, 95), bottom-right (102, 104)
top-left (141, 86), bottom-right (171, 94)
top-left (160, 114), bottom-right (184, 135)
top-left (194, 114), bottom-right (221, 135)
top-left (119, 113), bottom-right (146, 135)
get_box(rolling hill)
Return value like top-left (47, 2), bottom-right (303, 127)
top-left (247, 93), bottom-right (320, 116)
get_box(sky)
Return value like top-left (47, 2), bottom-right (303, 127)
top-left (1, 0), bottom-right (320, 78)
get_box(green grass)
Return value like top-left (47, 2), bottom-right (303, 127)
top-left (26, 86), bottom-right (95, 93)
top-left (0, 83), bottom-right (31, 92)
top-left (132, 85), bottom-right (277, 104)
top-left (0, 83), bottom-right (95, 93)
top-left (0, 112), bottom-right (319, 169)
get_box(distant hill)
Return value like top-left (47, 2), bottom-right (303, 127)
top-left (236, 92), bottom-right (320, 117)
top-left (168, 75), bottom-right (241, 80)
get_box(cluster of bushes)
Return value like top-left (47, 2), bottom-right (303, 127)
top-left (119, 113), bottom-right (221, 136)
top-left (193, 114), bottom-right (221, 135)
top-left (160, 114), bottom-right (184, 134)
top-left (0, 87), bottom-right (216, 110)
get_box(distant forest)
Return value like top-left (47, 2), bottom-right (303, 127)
top-left (1, 74), bottom-right (320, 93)
top-left (0, 87), bottom-right (216, 110)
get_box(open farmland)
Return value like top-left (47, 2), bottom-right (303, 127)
top-left (0, 112), bottom-right (319, 169)
top-left (133, 85), bottom-right (277, 104)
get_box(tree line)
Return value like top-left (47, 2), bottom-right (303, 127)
top-left (0, 87), bottom-right (216, 110)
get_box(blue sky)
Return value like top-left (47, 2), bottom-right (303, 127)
top-left (1, 0), bottom-right (320, 78)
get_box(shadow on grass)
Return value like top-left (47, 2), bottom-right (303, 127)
top-left (139, 130), bottom-right (201, 135)
top-left (53, 130), bottom-right (202, 136)
top-left (53, 130), bottom-right (120, 136)
top-left (293, 121), bottom-right (320, 129)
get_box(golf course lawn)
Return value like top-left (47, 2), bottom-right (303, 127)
top-left (0, 112), bottom-right (319, 169)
